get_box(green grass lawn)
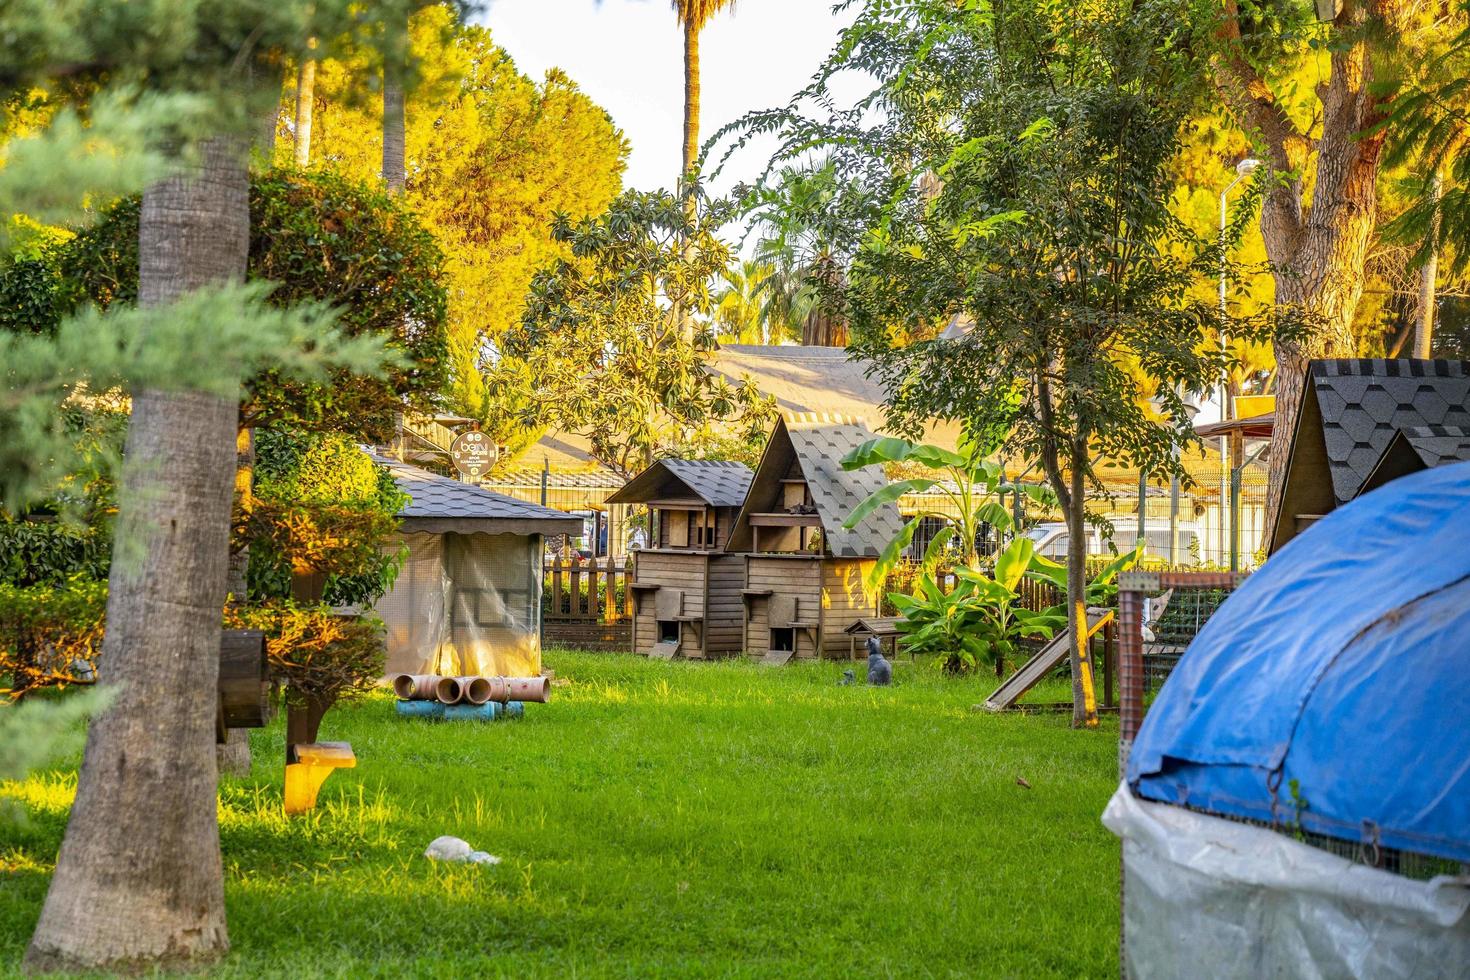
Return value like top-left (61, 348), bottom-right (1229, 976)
top-left (1, 652), bottom-right (1122, 978)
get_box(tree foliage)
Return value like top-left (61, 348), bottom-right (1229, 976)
top-left (238, 429), bottom-right (408, 607)
top-left (299, 5), bottom-right (628, 442)
top-left (4, 170), bottom-right (449, 442)
top-left (719, 0), bottom-right (1284, 725)
top-left (501, 190), bottom-right (775, 476)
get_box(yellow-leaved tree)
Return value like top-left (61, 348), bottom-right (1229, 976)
top-left (294, 5), bottom-right (629, 458)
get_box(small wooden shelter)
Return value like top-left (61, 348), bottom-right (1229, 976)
top-left (728, 414), bottom-right (904, 662)
top-left (369, 455), bottom-right (581, 678)
top-left (607, 459), bottom-right (754, 659)
top-left (1270, 359), bottom-right (1470, 552)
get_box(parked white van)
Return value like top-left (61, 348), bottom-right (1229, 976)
top-left (1025, 519), bottom-right (1202, 564)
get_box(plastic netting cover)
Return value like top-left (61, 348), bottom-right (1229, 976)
top-left (1104, 787), bottom-right (1470, 979)
top-left (373, 532), bottom-right (542, 678)
top-left (1126, 461), bottom-right (1470, 862)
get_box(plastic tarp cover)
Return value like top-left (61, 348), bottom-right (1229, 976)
top-left (373, 532), bottom-right (543, 679)
top-left (1104, 785), bottom-right (1470, 980)
top-left (1127, 462), bottom-right (1470, 862)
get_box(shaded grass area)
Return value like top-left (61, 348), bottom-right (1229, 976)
top-left (1, 653), bottom-right (1120, 977)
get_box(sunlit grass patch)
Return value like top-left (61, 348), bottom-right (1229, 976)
top-left (1, 651), bottom-right (1120, 977)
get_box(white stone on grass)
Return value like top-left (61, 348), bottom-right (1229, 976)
top-left (424, 835), bottom-right (501, 866)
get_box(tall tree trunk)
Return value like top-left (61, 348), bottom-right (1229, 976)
top-left (1213, 0), bottom-right (1397, 532)
top-left (671, 19), bottom-right (702, 345)
top-left (25, 137), bottom-right (248, 972)
top-left (1063, 440), bottom-right (1098, 729)
top-left (681, 17), bottom-right (700, 200)
top-left (1034, 378), bottom-right (1097, 727)
top-left (293, 43), bottom-right (317, 170)
top-left (1414, 169), bottom-right (1442, 359)
top-left (382, 22), bottom-right (407, 196)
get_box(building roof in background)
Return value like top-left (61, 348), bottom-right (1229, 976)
top-left (606, 458), bottom-right (753, 508)
top-left (1270, 359), bottom-right (1470, 552)
top-left (730, 413), bottom-right (906, 559)
top-left (371, 453), bottom-right (583, 536)
top-left (713, 345), bottom-right (965, 448)
top-left (490, 344), bottom-right (1237, 503)
top-left (1311, 359), bottom-right (1470, 506)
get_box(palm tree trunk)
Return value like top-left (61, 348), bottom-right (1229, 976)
top-left (682, 17), bottom-right (700, 197)
top-left (382, 22), bottom-right (407, 195)
top-left (25, 136), bottom-right (248, 973)
top-left (293, 43), bottom-right (317, 169)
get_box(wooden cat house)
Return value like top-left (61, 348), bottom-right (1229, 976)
top-left (727, 414), bottom-right (904, 664)
top-left (607, 458), bottom-right (754, 659)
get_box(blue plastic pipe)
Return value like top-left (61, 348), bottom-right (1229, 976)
top-left (395, 699), bottom-right (445, 720)
top-left (397, 699), bottom-right (526, 722)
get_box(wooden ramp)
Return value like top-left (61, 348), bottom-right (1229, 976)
top-left (759, 649), bottom-right (795, 667)
top-left (979, 609), bottom-right (1113, 712)
top-left (650, 640), bottom-right (681, 661)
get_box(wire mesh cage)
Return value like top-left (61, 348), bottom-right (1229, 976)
top-left (1118, 569), bottom-right (1469, 881)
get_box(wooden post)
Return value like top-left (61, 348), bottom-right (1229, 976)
top-left (588, 557), bottom-right (601, 621)
top-left (623, 557), bottom-right (635, 617)
top-left (570, 560), bottom-right (583, 617)
top-left (604, 556), bottom-right (617, 623)
top-left (551, 558), bottom-right (564, 620)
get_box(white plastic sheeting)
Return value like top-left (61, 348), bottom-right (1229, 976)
top-left (1103, 785), bottom-right (1470, 979)
top-left (373, 532), bottom-right (543, 679)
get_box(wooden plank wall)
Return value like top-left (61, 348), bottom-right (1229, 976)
top-left (704, 553), bottom-right (746, 655)
top-left (820, 558), bottom-right (879, 657)
top-left (631, 550), bottom-right (708, 655)
top-left (744, 556), bottom-right (823, 658)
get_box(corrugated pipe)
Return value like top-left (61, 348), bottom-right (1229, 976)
top-left (392, 673), bottom-right (441, 700)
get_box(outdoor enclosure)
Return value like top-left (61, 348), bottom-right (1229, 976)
top-left (1111, 464), bottom-right (1470, 977)
top-left (369, 456), bottom-right (581, 679)
top-left (728, 414), bottom-right (903, 662)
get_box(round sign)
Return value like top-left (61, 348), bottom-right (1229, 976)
top-left (450, 429), bottom-right (497, 480)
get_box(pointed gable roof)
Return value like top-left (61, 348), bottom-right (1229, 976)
top-left (1270, 359), bottom-right (1470, 552)
top-left (729, 414), bottom-right (905, 559)
top-left (604, 458), bottom-right (753, 509)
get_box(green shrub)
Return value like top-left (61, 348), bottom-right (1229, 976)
top-left (0, 519), bottom-right (109, 587)
top-left (223, 601), bottom-right (385, 708)
top-left (241, 430), bottom-right (407, 607)
top-left (4, 169), bottom-right (449, 442)
top-left (0, 574), bottom-right (107, 699)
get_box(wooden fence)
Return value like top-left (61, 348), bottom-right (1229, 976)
top-left (541, 555), bottom-right (634, 651)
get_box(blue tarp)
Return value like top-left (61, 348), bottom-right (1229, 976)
top-left (1127, 461), bottom-right (1470, 863)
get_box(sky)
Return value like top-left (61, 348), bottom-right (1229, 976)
top-left (476, 0), bottom-right (853, 196)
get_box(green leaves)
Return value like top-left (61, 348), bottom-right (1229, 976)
top-left (897, 536), bottom-right (1050, 675)
top-left (841, 436), bottom-right (967, 471)
top-left (0, 282), bottom-right (396, 511)
top-left (992, 535), bottom-right (1034, 592)
top-left (842, 479), bottom-right (935, 529)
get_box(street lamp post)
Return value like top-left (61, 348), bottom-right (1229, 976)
top-left (1217, 157), bottom-right (1260, 565)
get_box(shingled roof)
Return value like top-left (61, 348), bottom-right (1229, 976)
top-left (370, 454), bottom-right (583, 536)
top-left (1270, 359), bottom-right (1470, 551)
top-left (604, 458), bottom-right (753, 509)
top-left (729, 414), bottom-right (906, 559)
